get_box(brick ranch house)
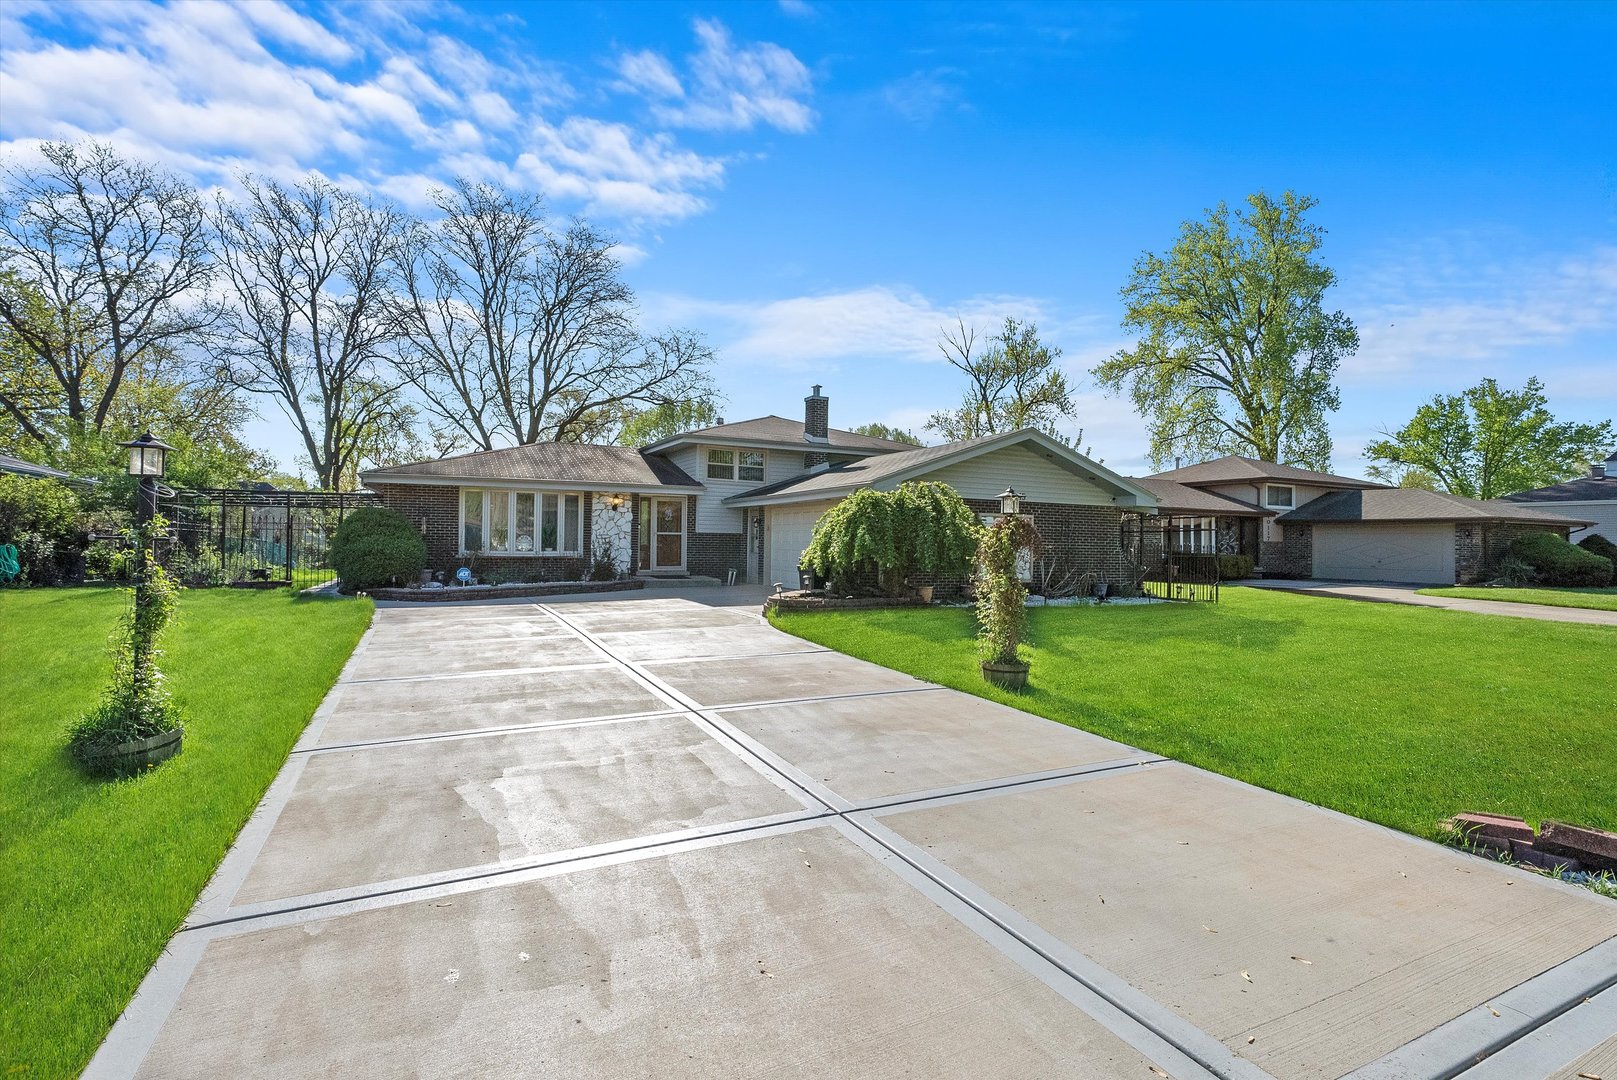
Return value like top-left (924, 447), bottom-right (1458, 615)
top-left (360, 386), bottom-right (1162, 592)
top-left (1136, 455), bottom-right (1594, 584)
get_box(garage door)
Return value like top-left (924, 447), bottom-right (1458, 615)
top-left (767, 503), bottom-right (836, 588)
top-left (1311, 523), bottom-right (1455, 584)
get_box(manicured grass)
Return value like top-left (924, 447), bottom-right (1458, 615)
top-left (770, 588), bottom-right (1617, 840)
top-left (1415, 585), bottom-right (1617, 611)
top-left (0, 586), bottom-right (372, 1079)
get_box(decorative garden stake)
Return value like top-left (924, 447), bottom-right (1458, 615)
top-left (976, 513), bottom-right (1040, 690)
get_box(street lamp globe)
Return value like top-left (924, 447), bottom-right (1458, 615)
top-left (998, 487), bottom-right (1023, 516)
top-left (120, 432), bottom-right (174, 478)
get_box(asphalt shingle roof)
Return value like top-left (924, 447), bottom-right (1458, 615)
top-left (1502, 472), bottom-right (1617, 503)
top-left (644, 415), bottom-right (916, 453)
top-left (1276, 488), bottom-right (1595, 526)
top-left (1147, 455), bottom-right (1383, 490)
top-left (725, 433), bottom-right (1005, 502)
top-left (361, 443), bottom-right (701, 489)
top-left (0, 453), bottom-right (71, 480)
top-left (1132, 478), bottom-right (1267, 517)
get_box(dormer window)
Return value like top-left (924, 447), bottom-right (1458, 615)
top-left (707, 448), bottom-right (765, 481)
top-left (1265, 484), bottom-right (1295, 508)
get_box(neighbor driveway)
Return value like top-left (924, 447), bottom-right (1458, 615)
top-left (89, 590), bottom-right (1617, 1079)
top-left (1236, 578), bottom-right (1617, 626)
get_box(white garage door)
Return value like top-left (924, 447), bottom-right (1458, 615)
top-left (767, 503), bottom-right (836, 588)
top-left (1311, 523), bottom-right (1455, 585)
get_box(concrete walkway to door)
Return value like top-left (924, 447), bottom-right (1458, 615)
top-left (1235, 578), bottom-right (1617, 626)
top-left (87, 589), bottom-right (1617, 1080)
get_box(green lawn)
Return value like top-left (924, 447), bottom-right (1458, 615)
top-left (1415, 585), bottom-right (1617, 611)
top-left (0, 586), bottom-right (372, 1079)
top-left (769, 588), bottom-right (1617, 839)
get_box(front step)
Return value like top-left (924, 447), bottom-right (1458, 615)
top-left (635, 574), bottom-right (723, 588)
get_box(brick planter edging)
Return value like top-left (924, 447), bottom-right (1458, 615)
top-left (1447, 811), bottom-right (1617, 872)
top-left (764, 591), bottom-right (927, 615)
top-left (364, 579), bottom-right (645, 602)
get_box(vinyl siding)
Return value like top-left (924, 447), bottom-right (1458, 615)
top-left (684, 444), bottom-right (808, 534)
top-left (921, 445), bottom-right (1114, 505)
top-left (1538, 500), bottom-right (1617, 542)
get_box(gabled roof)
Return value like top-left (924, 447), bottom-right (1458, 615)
top-left (0, 453), bottom-right (71, 480)
top-left (724, 428), bottom-right (1158, 509)
top-left (1133, 478), bottom-right (1268, 518)
top-left (1276, 488), bottom-right (1595, 527)
top-left (360, 443), bottom-right (701, 491)
top-left (1147, 455), bottom-right (1383, 490)
top-left (641, 415), bottom-right (915, 455)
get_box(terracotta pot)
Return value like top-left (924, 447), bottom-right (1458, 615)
top-left (80, 726), bottom-right (184, 776)
top-left (916, 585), bottom-right (935, 603)
top-left (980, 661), bottom-right (1029, 690)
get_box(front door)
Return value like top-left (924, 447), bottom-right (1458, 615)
top-left (650, 497), bottom-right (685, 572)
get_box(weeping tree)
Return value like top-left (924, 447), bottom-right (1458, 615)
top-left (801, 481), bottom-right (981, 596)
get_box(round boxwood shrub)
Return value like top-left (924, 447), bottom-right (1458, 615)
top-left (330, 506), bottom-right (427, 591)
top-left (1507, 531), bottom-right (1613, 587)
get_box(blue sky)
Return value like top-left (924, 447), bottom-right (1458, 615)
top-left (3, 0), bottom-right (1613, 477)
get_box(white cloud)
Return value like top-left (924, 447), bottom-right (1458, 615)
top-left (778, 0), bottom-right (816, 17)
top-left (615, 18), bottom-right (815, 133)
top-left (0, 3), bottom-right (791, 229)
top-left (881, 69), bottom-right (964, 125)
top-left (1344, 243), bottom-right (1617, 383)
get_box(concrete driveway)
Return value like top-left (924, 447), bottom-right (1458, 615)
top-left (1236, 579), bottom-right (1617, 626)
top-left (89, 591), bottom-right (1617, 1079)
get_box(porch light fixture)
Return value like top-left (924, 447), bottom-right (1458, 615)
top-left (120, 431), bottom-right (174, 478)
top-left (998, 487), bottom-right (1023, 516)
top-left (608, 494), bottom-right (626, 510)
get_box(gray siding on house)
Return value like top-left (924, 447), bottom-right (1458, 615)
top-left (677, 443), bottom-right (812, 534)
top-left (922, 445), bottom-right (1114, 505)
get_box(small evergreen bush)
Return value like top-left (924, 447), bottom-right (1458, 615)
top-left (588, 541), bottom-right (619, 581)
top-left (1577, 532), bottom-right (1617, 565)
top-left (329, 506), bottom-right (427, 591)
top-left (1507, 531), bottom-right (1614, 587)
top-left (1217, 554), bottom-right (1254, 580)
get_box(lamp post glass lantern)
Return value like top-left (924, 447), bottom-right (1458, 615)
top-left (119, 432), bottom-right (174, 524)
top-left (998, 487), bottom-right (1023, 516)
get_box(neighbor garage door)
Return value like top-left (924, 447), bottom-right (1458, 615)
top-left (767, 503), bottom-right (836, 588)
top-left (1310, 523), bottom-right (1455, 585)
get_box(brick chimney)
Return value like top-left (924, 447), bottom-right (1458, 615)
top-left (803, 384), bottom-right (829, 468)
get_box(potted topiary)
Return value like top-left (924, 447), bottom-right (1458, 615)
top-left (976, 514), bottom-right (1040, 689)
top-left (68, 517), bottom-right (185, 776)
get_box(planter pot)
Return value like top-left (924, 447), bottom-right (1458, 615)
top-left (80, 726), bottom-right (183, 776)
top-left (980, 661), bottom-right (1030, 690)
top-left (915, 585), bottom-right (935, 603)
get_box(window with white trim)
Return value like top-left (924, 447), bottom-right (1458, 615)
top-left (738, 450), bottom-right (765, 482)
top-left (1171, 516), bottom-right (1218, 554)
top-left (462, 489), bottom-right (582, 554)
top-left (1264, 484), bottom-right (1295, 508)
top-left (706, 448), bottom-right (734, 479)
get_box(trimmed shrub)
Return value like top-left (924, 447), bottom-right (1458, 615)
top-left (1577, 532), bottom-right (1617, 565)
top-left (330, 506), bottom-right (427, 591)
top-left (1507, 531), bottom-right (1613, 587)
top-left (1217, 554), bottom-right (1255, 580)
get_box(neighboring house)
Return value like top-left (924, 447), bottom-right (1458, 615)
top-left (0, 453), bottom-right (72, 481)
top-left (1271, 489), bottom-right (1593, 585)
top-left (1140, 456), bottom-right (1386, 567)
top-left (1501, 452), bottom-right (1617, 544)
top-left (360, 386), bottom-right (1160, 591)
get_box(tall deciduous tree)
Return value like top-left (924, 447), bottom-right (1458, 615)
top-left (212, 175), bottom-right (407, 489)
top-left (0, 142), bottom-right (216, 441)
top-left (926, 317), bottom-right (1077, 442)
top-left (616, 397), bottom-right (725, 446)
top-left (850, 422), bottom-right (923, 446)
top-left (390, 180), bottom-right (714, 450)
top-left (1363, 377), bottom-right (1613, 500)
top-left (1095, 191), bottom-right (1356, 470)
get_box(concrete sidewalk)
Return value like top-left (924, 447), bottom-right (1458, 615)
top-left (86, 592), bottom-right (1617, 1079)
top-left (1235, 578), bottom-right (1617, 626)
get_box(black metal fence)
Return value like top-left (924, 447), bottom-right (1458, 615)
top-left (1122, 515), bottom-right (1221, 602)
top-left (142, 488), bottom-right (377, 589)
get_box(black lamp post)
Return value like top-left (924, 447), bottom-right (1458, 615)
top-left (120, 432), bottom-right (174, 526)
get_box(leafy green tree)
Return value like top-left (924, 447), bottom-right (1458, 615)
top-left (616, 397), bottom-right (724, 446)
top-left (1363, 377), bottom-right (1614, 500)
top-left (1094, 191), bottom-right (1356, 470)
top-left (801, 481), bottom-right (981, 596)
top-left (849, 422), bottom-right (923, 446)
top-left (927, 317), bottom-right (1077, 442)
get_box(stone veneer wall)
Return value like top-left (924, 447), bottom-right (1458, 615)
top-left (589, 494), bottom-right (634, 574)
